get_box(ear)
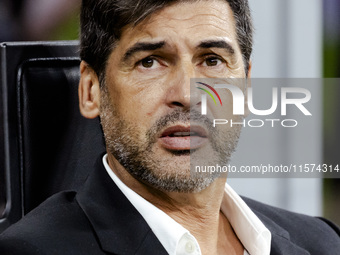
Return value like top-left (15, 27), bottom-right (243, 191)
top-left (247, 60), bottom-right (252, 79)
top-left (78, 61), bottom-right (101, 119)
top-left (244, 61), bottom-right (252, 117)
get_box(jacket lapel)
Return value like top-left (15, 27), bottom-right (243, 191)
top-left (249, 206), bottom-right (310, 255)
top-left (270, 234), bottom-right (310, 255)
top-left (76, 156), bottom-right (168, 255)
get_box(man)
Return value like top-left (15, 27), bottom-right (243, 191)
top-left (0, 0), bottom-right (339, 254)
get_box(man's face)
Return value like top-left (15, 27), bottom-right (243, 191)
top-left (100, 0), bottom-right (246, 192)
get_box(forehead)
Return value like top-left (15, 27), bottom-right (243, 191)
top-left (117, 0), bottom-right (238, 50)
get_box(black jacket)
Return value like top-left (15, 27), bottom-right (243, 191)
top-left (0, 157), bottom-right (339, 255)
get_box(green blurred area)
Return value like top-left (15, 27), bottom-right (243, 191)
top-left (48, 10), bottom-right (79, 41)
top-left (324, 41), bottom-right (340, 78)
top-left (323, 38), bottom-right (340, 226)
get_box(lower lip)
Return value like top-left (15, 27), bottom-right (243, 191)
top-left (159, 136), bottom-right (208, 151)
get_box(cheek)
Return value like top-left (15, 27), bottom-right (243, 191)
top-left (106, 76), bottom-right (168, 122)
top-left (212, 91), bottom-right (234, 119)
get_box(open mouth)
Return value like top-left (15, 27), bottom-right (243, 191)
top-left (168, 131), bottom-right (198, 137)
top-left (159, 125), bottom-right (208, 151)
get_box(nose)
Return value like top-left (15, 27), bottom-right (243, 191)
top-left (165, 61), bottom-right (201, 110)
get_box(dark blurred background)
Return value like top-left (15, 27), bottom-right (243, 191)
top-left (0, 0), bottom-right (80, 41)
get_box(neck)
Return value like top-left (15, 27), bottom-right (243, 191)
top-left (107, 153), bottom-right (243, 255)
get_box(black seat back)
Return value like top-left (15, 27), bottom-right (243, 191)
top-left (0, 41), bottom-right (106, 232)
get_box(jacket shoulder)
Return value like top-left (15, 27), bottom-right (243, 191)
top-left (243, 196), bottom-right (340, 253)
top-left (0, 191), bottom-right (102, 255)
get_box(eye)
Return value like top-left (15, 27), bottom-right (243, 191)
top-left (202, 56), bottom-right (225, 67)
top-left (137, 57), bottom-right (162, 69)
top-left (141, 58), bottom-right (154, 68)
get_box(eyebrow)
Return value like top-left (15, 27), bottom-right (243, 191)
top-left (197, 40), bottom-right (235, 55)
top-left (122, 41), bottom-right (166, 62)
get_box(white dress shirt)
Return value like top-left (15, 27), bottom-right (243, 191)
top-left (103, 155), bottom-right (271, 255)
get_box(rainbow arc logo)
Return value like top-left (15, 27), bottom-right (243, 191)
top-left (196, 82), bottom-right (223, 106)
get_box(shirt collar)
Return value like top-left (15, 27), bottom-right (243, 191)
top-left (103, 154), bottom-right (271, 255)
top-left (102, 155), bottom-right (196, 255)
top-left (221, 184), bottom-right (271, 255)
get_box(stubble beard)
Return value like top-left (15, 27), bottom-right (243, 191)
top-left (99, 84), bottom-right (242, 193)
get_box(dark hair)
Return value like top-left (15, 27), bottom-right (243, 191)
top-left (80, 0), bottom-right (253, 80)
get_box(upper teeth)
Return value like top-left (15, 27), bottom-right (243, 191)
top-left (172, 132), bottom-right (196, 137)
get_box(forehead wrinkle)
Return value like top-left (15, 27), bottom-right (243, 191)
top-left (129, 1), bottom-right (236, 37)
top-left (157, 13), bottom-right (237, 40)
top-left (146, 0), bottom-right (233, 25)
top-left (157, 13), bottom-right (233, 26)
top-left (186, 22), bottom-right (234, 33)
